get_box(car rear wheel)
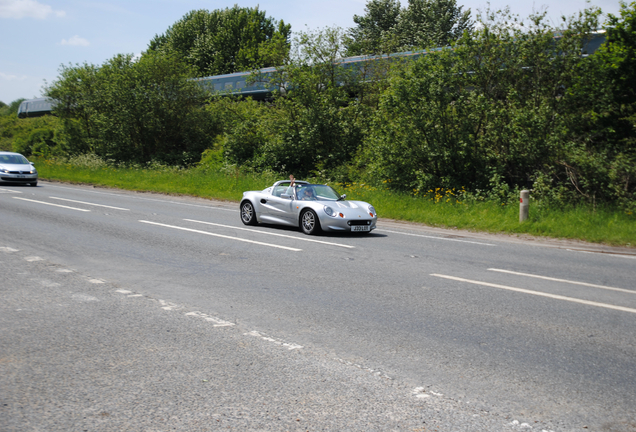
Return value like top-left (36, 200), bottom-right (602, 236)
top-left (240, 201), bottom-right (258, 225)
top-left (301, 209), bottom-right (321, 235)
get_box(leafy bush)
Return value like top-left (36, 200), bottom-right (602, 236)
top-left (45, 52), bottom-right (221, 166)
top-left (0, 104), bottom-right (63, 156)
top-left (358, 4), bottom-right (635, 213)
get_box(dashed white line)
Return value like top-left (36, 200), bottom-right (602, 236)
top-left (566, 248), bottom-right (636, 260)
top-left (0, 247), bottom-right (19, 253)
top-left (47, 184), bottom-right (236, 212)
top-left (378, 229), bottom-right (495, 246)
top-left (184, 219), bottom-right (355, 249)
top-left (140, 220), bottom-right (302, 252)
top-left (72, 293), bottom-right (99, 302)
top-left (24, 256), bottom-right (43, 262)
top-left (185, 311), bottom-right (235, 327)
top-left (49, 196), bottom-right (129, 211)
top-left (0, 188), bottom-right (21, 193)
top-left (488, 268), bottom-right (634, 294)
top-left (244, 330), bottom-right (303, 350)
top-left (115, 291), bottom-right (301, 352)
top-left (412, 387), bottom-right (432, 399)
top-left (13, 197), bottom-right (91, 212)
top-left (431, 274), bottom-right (636, 314)
top-left (158, 299), bottom-right (182, 311)
top-left (335, 358), bottom-right (392, 379)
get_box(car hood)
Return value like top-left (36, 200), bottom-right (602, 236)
top-left (323, 200), bottom-right (368, 209)
top-left (0, 163), bottom-right (35, 171)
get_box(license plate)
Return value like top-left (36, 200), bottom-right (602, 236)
top-left (16, 175), bottom-right (25, 178)
top-left (351, 225), bottom-right (370, 232)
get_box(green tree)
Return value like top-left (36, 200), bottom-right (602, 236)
top-left (213, 27), bottom-right (373, 179)
top-left (45, 62), bottom-right (101, 155)
top-left (1, 98), bottom-right (64, 155)
top-left (362, 7), bottom-right (602, 196)
top-left (46, 52), bottom-right (220, 165)
top-left (563, 2), bottom-right (636, 210)
top-left (345, 0), bottom-right (472, 55)
top-left (148, 6), bottom-right (291, 77)
top-left (346, 0), bottom-right (402, 55)
top-left (397, 0), bottom-right (472, 48)
top-left (0, 99), bottom-right (25, 117)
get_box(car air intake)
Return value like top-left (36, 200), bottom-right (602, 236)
top-left (347, 220), bottom-right (372, 226)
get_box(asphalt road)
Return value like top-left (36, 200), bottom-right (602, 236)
top-left (1, 181), bottom-right (635, 432)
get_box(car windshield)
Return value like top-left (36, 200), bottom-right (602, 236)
top-left (0, 154), bottom-right (29, 164)
top-left (296, 184), bottom-right (340, 201)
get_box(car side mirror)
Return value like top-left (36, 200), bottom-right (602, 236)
top-left (340, 194), bottom-right (346, 200)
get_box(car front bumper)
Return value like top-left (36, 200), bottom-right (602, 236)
top-left (321, 217), bottom-right (377, 232)
top-left (0, 173), bottom-right (38, 183)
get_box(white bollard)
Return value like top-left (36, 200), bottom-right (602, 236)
top-left (519, 190), bottom-right (529, 222)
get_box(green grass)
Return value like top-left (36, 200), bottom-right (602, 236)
top-left (35, 158), bottom-right (636, 247)
top-left (341, 184), bottom-right (636, 246)
top-left (36, 158), bottom-right (278, 201)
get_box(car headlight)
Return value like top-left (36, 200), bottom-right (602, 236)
top-left (368, 205), bottom-right (376, 217)
top-left (324, 206), bottom-right (345, 218)
top-left (0, 169), bottom-right (7, 173)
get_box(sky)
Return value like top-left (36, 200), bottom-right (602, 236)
top-left (0, 0), bottom-right (624, 104)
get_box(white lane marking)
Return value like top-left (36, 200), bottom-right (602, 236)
top-left (88, 279), bottom-right (104, 284)
top-left (47, 184), bottom-right (236, 212)
top-left (488, 268), bottom-right (634, 294)
top-left (127, 294), bottom-right (143, 297)
top-left (566, 248), bottom-right (636, 260)
top-left (56, 269), bottom-right (73, 273)
top-left (244, 330), bottom-right (303, 350)
top-left (140, 220), bottom-right (302, 252)
top-left (13, 197), bottom-right (91, 212)
top-left (412, 387), bottom-right (431, 399)
top-left (431, 274), bottom-right (636, 315)
top-left (116, 289), bottom-right (132, 294)
top-left (509, 420), bottom-right (534, 429)
top-left (0, 247), bottom-right (19, 253)
top-left (335, 358), bottom-right (392, 379)
top-left (49, 196), bottom-right (130, 211)
top-left (378, 229), bottom-right (496, 246)
top-left (0, 188), bottom-right (21, 193)
top-left (185, 311), bottom-right (235, 327)
top-left (24, 256), bottom-right (43, 262)
top-left (184, 219), bottom-right (355, 249)
top-left (72, 293), bottom-right (99, 302)
top-left (158, 299), bottom-right (182, 311)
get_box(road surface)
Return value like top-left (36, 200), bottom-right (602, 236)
top-left (2, 181), bottom-right (635, 431)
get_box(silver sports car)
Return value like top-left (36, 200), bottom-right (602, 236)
top-left (240, 180), bottom-right (377, 235)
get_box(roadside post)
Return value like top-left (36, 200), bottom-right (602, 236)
top-left (520, 190), bottom-right (529, 222)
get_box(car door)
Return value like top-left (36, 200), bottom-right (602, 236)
top-left (259, 183), bottom-right (296, 225)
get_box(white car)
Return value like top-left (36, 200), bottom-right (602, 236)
top-left (0, 152), bottom-right (38, 186)
top-left (240, 179), bottom-right (377, 235)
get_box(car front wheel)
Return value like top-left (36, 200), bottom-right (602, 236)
top-left (301, 209), bottom-right (321, 235)
top-left (240, 201), bottom-right (258, 225)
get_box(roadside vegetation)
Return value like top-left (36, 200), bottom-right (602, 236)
top-left (2, 1), bottom-right (634, 247)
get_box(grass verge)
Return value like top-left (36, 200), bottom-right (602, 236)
top-left (36, 158), bottom-right (636, 247)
